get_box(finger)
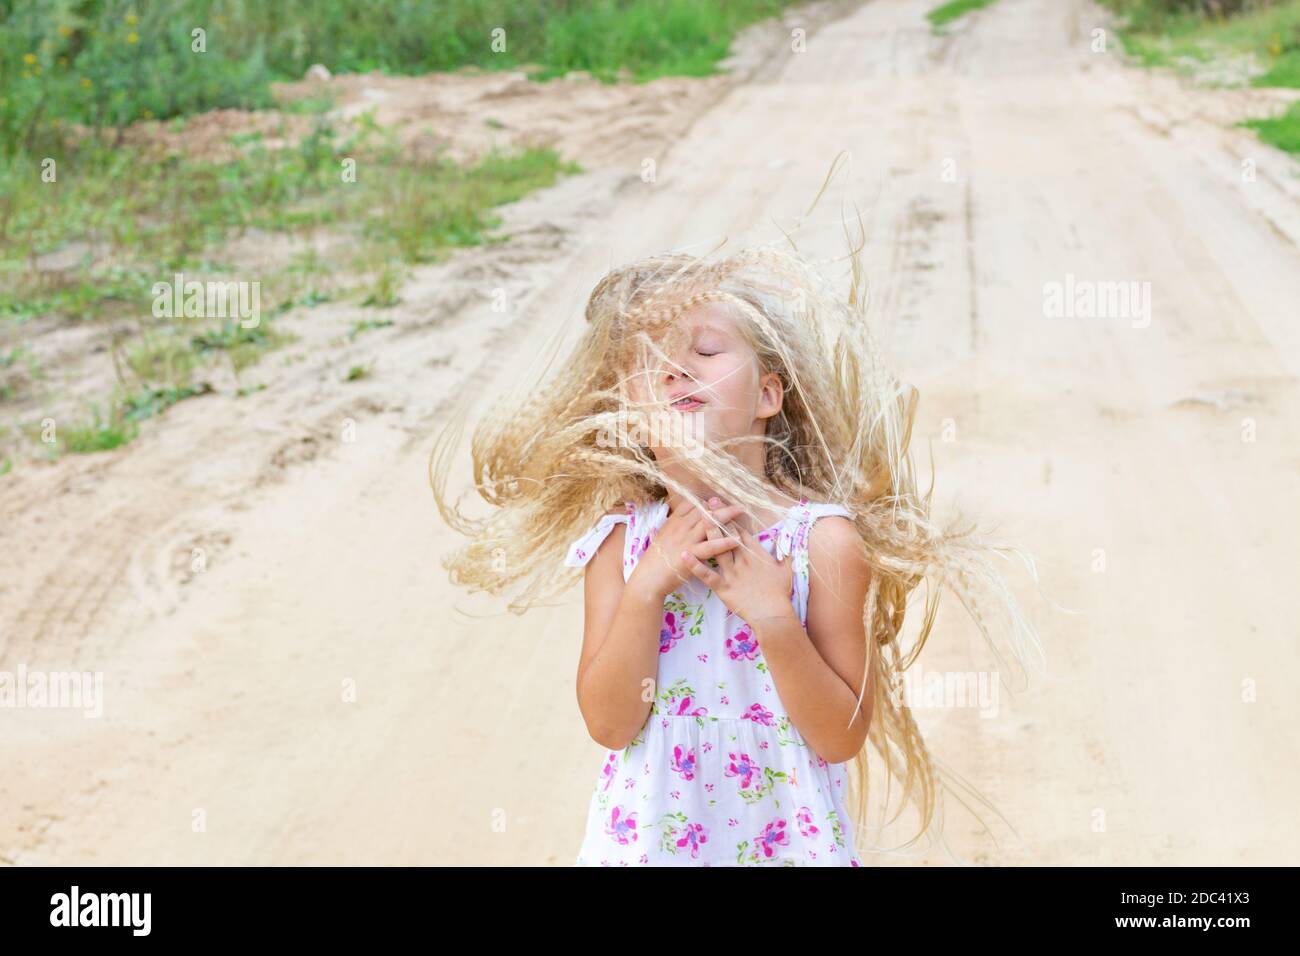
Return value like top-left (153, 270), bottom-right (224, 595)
top-left (735, 526), bottom-right (773, 565)
top-left (697, 503), bottom-right (745, 535)
top-left (716, 536), bottom-right (737, 573)
top-left (680, 550), bottom-right (721, 590)
top-left (691, 536), bottom-right (741, 560)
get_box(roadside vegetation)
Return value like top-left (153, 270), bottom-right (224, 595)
top-left (927, 0), bottom-right (998, 33)
top-left (0, 0), bottom-right (802, 465)
top-left (1101, 1), bottom-right (1300, 153)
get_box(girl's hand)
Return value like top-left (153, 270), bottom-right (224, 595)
top-left (626, 497), bottom-right (746, 603)
top-left (680, 524), bottom-right (796, 629)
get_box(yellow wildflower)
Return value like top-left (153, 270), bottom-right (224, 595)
top-left (127, 32), bottom-right (138, 44)
top-left (23, 53), bottom-right (36, 64)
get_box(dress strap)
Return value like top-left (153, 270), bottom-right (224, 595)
top-left (564, 504), bottom-right (632, 568)
top-left (769, 501), bottom-right (853, 565)
top-left (772, 501), bottom-right (856, 626)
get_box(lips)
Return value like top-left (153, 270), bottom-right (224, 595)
top-left (669, 389), bottom-right (707, 410)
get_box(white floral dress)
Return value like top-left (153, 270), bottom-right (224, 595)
top-left (565, 496), bottom-right (864, 867)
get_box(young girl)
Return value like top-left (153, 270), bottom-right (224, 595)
top-left (429, 240), bottom-right (1047, 866)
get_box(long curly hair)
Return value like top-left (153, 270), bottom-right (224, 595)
top-left (428, 214), bottom-right (1051, 863)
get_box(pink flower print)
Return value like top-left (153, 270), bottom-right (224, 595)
top-left (671, 744), bottom-right (697, 781)
top-left (741, 702), bottom-right (775, 726)
top-left (677, 822), bottom-right (709, 859)
top-left (606, 806), bottom-right (638, 845)
top-left (669, 694), bottom-right (707, 718)
top-left (660, 611), bottom-right (686, 654)
top-left (725, 621), bottom-right (761, 661)
top-left (600, 753), bottom-right (618, 792)
top-left (756, 818), bottom-right (790, 858)
top-left (796, 807), bottom-right (820, 838)
top-left (725, 752), bottom-right (762, 791)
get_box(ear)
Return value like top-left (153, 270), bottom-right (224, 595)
top-left (756, 367), bottom-right (784, 421)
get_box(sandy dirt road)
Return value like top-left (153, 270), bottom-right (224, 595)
top-left (3, 0), bottom-right (1299, 865)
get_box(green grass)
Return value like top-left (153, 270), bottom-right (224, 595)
top-left (0, 0), bottom-right (798, 464)
top-left (1255, 48), bottom-right (1300, 85)
top-left (1, 0), bottom-right (801, 152)
top-left (927, 0), bottom-right (997, 31)
top-left (361, 261), bottom-right (405, 308)
top-left (0, 136), bottom-right (576, 458)
top-left (1099, 2), bottom-right (1300, 153)
top-left (119, 382), bottom-right (214, 422)
top-left (349, 318), bottom-right (395, 338)
top-left (1242, 100), bottom-right (1300, 151)
top-left (31, 379), bottom-right (213, 456)
top-left (57, 404), bottom-right (139, 453)
top-left (1, 121), bottom-right (576, 327)
top-left (1102, 0), bottom-right (1300, 87)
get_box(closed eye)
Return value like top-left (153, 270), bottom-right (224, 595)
top-left (695, 349), bottom-right (719, 357)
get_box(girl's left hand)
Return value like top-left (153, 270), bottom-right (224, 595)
top-left (679, 524), bottom-right (796, 629)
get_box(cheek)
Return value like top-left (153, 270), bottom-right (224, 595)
top-left (710, 360), bottom-right (758, 407)
top-left (625, 370), bottom-right (656, 404)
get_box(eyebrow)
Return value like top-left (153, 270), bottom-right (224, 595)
top-left (692, 323), bottom-right (731, 338)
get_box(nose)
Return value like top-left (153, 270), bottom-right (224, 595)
top-left (662, 346), bottom-right (696, 390)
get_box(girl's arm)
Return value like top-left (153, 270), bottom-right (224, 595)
top-left (751, 517), bottom-right (873, 763)
top-left (575, 521), bottom-right (662, 750)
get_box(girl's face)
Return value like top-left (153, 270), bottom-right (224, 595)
top-left (628, 301), bottom-right (784, 463)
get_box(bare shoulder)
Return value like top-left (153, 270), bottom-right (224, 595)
top-left (806, 516), bottom-right (871, 588)
top-left (804, 516), bottom-right (870, 712)
top-left (807, 514), bottom-right (865, 553)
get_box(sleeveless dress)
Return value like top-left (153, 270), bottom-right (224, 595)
top-left (564, 496), bottom-right (865, 867)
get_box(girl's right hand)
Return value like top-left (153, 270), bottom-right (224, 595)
top-left (627, 497), bottom-right (746, 603)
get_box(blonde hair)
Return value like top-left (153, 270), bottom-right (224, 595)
top-left (429, 220), bottom-right (1050, 863)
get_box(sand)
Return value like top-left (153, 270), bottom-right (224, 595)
top-left (2, 0), bottom-right (1298, 865)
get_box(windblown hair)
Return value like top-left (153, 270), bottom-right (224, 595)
top-left (429, 225), bottom-right (1050, 863)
